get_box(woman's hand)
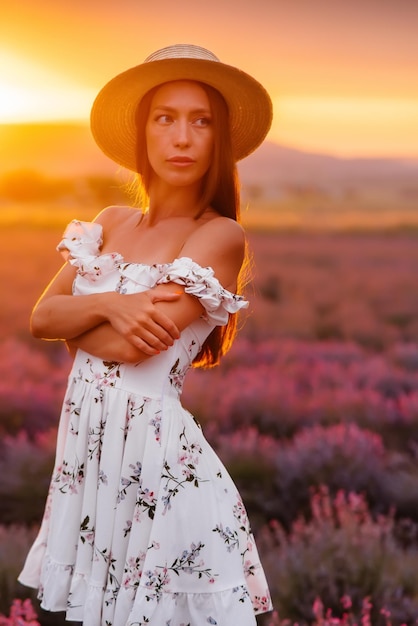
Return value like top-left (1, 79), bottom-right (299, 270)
top-left (103, 286), bottom-right (181, 354)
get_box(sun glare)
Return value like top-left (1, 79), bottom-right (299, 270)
top-left (0, 48), bottom-right (95, 123)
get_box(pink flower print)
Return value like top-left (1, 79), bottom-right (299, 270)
top-left (165, 542), bottom-right (216, 581)
top-left (233, 495), bottom-right (250, 534)
top-left (212, 523), bottom-right (239, 553)
top-left (253, 593), bottom-right (271, 613)
top-left (168, 358), bottom-right (187, 392)
top-left (143, 567), bottom-right (171, 595)
top-left (98, 469), bottom-right (108, 486)
top-left (135, 485), bottom-right (157, 520)
top-left (161, 432), bottom-right (206, 513)
top-left (171, 373), bottom-right (184, 390)
top-left (80, 515), bottom-right (95, 546)
top-left (178, 441), bottom-right (202, 469)
top-left (123, 577), bottom-right (131, 589)
top-left (142, 488), bottom-right (154, 503)
top-left (149, 412), bottom-right (162, 443)
top-left (122, 552), bottom-right (146, 590)
top-left (56, 459), bottom-right (85, 494)
top-left (232, 586), bottom-right (250, 604)
top-left (123, 520), bottom-right (132, 537)
top-left (243, 559), bottom-right (258, 577)
top-left (181, 466), bottom-right (193, 481)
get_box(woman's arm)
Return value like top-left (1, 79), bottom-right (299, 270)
top-left (67, 286), bottom-right (203, 363)
top-left (31, 262), bottom-right (110, 339)
top-left (31, 262), bottom-right (181, 356)
top-left (67, 216), bottom-right (246, 362)
top-left (66, 322), bottom-right (145, 363)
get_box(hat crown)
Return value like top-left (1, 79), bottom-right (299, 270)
top-left (144, 44), bottom-right (220, 64)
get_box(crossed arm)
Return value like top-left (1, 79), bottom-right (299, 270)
top-left (31, 215), bottom-right (245, 364)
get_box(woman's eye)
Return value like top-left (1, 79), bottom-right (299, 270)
top-left (194, 117), bottom-right (211, 127)
top-left (156, 114), bottom-right (173, 124)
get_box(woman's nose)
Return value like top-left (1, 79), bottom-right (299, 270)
top-left (173, 120), bottom-right (191, 147)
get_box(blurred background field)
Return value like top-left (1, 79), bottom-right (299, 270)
top-left (1, 183), bottom-right (418, 624)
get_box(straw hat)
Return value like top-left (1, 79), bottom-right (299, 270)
top-left (90, 44), bottom-right (273, 171)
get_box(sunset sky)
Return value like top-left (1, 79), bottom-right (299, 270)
top-left (1, 0), bottom-right (418, 158)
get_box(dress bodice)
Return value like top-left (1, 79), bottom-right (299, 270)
top-left (58, 219), bottom-right (248, 398)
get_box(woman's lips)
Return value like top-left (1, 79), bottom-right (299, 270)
top-left (167, 156), bottom-right (195, 165)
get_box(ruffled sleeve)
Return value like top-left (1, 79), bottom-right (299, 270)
top-left (154, 257), bottom-right (248, 326)
top-left (57, 220), bottom-right (122, 282)
top-left (57, 220), bottom-right (103, 260)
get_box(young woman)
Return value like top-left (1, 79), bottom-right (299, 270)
top-left (19, 44), bottom-right (273, 626)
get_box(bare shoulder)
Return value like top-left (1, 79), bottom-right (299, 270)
top-left (188, 216), bottom-right (245, 253)
top-left (94, 205), bottom-right (139, 228)
top-left (180, 217), bottom-right (246, 289)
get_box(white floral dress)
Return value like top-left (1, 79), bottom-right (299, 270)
top-left (19, 220), bottom-right (272, 626)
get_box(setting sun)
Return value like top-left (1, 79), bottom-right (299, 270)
top-left (0, 48), bottom-right (95, 123)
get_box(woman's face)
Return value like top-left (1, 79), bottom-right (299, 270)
top-left (145, 80), bottom-right (214, 191)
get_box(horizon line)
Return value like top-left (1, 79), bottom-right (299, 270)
top-left (1, 120), bottom-right (417, 162)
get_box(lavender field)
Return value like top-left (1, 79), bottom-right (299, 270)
top-left (1, 215), bottom-right (418, 624)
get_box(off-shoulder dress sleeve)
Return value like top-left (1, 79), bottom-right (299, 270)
top-left (154, 256), bottom-right (248, 326)
top-left (57, 220), bottom-right (103, 260)
top-left (56, 220), bottom-right (122, 281)
top-left (56, 222), bottom-right (248, 325)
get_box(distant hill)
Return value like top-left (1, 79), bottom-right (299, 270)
top-left (1, 123), bottom-right (418, 194)
top-left (238, 141), bottom-right (418, 193)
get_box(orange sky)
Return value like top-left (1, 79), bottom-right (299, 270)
top-left (1, 0), bottom-right (418, 158)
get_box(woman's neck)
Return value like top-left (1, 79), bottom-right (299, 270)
top-left (147, 180), bottom-right (204, 223)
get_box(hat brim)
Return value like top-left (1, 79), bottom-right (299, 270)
top-left (90, 57), bottom-right (273, 171)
